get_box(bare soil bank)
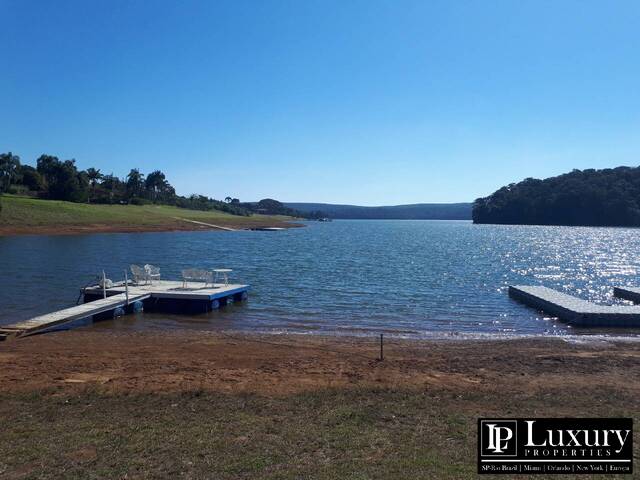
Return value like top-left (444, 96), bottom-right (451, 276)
top-left (1, 331), bottom-right (638, 479)
top-left (0, 219), bottom-right (301, 236)
top-left (1, 330), bottom-right (638, 396)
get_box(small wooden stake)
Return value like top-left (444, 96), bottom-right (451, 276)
top-left (379, 333), bottom-right (384, 361)
top-left (124, 270), bottom-right (129, 305)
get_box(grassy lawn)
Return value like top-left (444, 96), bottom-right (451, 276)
top-left (0, 386), bottom-right (636, 479)
top-left (0, 195), bottom-right (295, 232)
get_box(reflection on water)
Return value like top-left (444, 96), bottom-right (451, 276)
top-left (1, 220), bottom-right (640, 338)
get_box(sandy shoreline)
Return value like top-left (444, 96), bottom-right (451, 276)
top-left (0, 221), bottom-right (303, 237)
top-left (2, 329), bottom-right (639, 396)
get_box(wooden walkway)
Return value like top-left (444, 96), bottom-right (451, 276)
top-left (509, 285), bottom-right (640, 327)
top-left (0, 292), bottom-right (150, 340)
top-left (173, 217), bottom-right (237, 231)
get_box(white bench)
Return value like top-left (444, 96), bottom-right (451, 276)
top-left (182, 269), bottom-right (213, 288)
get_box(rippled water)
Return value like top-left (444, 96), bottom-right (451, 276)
top-left (2, 220), bottom-right (640, 337)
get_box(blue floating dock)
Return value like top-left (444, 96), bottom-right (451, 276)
top-left (509, 285), bottom-right (640, 327)
top-left (0, 280), bottom-right (250, 339)
top-left (84, 280), bottom-right (250, 315)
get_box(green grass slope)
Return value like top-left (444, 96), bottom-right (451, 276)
top-left (0, 195), bottom-right (294, 233)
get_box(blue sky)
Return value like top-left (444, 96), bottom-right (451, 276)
top-left (2, 0), bottom-right (639, 205)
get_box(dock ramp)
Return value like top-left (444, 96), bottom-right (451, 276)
top-left (0, 292), bottom-right (150, 339)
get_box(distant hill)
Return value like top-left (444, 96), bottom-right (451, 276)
top-left (473, 166), bottom-right (640, 226)
top-left (284, 202), bottom-right (472, 220)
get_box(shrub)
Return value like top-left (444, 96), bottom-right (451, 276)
top-left (129, 197), bottom-right (151, 205)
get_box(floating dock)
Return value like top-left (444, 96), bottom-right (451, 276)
top-left (612, 286), bottom-right (640, 304)
top-left (509, 285), bottom-right (640, 327)
top-left (0, 280), bottom-right (249, 340)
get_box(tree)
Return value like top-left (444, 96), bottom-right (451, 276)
top-left (17, 165), bottom-right (43, 191)
top-left (225, 196), bottom-right (232, 203)
top-left (86, 168), bottom-right (103, 187)
top-left (100, 173), bottom-right (125, 204)
top-left (52, 160), bottom-right (89, 202)
top-left (145, 170), bottom-right (170, 203)
top-left (473, 166), bottom-right (640, 227)
top-left (256, 198), bottom-right (285, 214)
top-left (36, 157), bottom-right (89, 202)
top-left (3, 151), bottom-right (258, 217)
top-left (36, 154), bottom-right (60, 187)
top-left (85, 168), bottom-right (104, 203)
top-left (251, 198), bottom-right (302, 217)
top-left (0, 152), bottom-right (21, 193)
top-left (126, 169), bottom-right (145, 200)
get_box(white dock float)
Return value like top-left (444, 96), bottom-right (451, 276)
top-left (0, 292), bottom-right (151, 339)
top-left (0, 280), bottom-right (250, 340)
top-left (509, 285), bottom-right (640, 327)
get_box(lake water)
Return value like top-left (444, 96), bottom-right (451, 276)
top-left (2, 220), bottom-right (640, 338)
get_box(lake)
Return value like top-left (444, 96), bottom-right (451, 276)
top-left (2, 220), bottom-right (640, 338)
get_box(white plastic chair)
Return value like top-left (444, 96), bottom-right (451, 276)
top-left (130, 264), bottom-right (148, 285)
top-left (144, 264), bottom-right (161, 284)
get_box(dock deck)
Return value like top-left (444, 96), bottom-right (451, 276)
top-left (1, 280), bottom-right (250, 339)
top-left (83, 280), bottom-right (250, 301)
top-left (509, 285), bottom-right (640, 327)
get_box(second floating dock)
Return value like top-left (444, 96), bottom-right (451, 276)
top-left (509, 285), bottom-right (640, 327)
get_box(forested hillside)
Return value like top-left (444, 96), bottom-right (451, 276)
top-left (473, 166), bottom-right (640, 226)
top-left (285, 203), bottom-right (472, 220)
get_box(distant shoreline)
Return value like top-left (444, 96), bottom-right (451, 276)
top-left (0, 221), bottom-right (303, 237)
top-left (285, 201), bottom-right (472, 220)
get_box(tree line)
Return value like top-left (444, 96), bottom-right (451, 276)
top-left (0, 152), bottom-right (316, 218)
top-left (473, 166), bottom-right (640, 226)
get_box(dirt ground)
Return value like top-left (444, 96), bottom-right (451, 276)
top-left (1, 330), bottom-right (639, 397)
top-left (1, 331), bottom-right (639, 479)
top-left (0, 221), bottom-right (301, 236)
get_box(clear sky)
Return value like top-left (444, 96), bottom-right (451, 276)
top-left (2, 1), bottom-right (639, 205)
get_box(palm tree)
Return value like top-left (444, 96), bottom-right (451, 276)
top-left (145, 170), bottom-right (168, 203)
top-left (85, 168), bottom-right (103, 203)
top-left (0, 152), bottom-right (21, 193)
top-left (86, 168), bottom-right (103, 187)
top-left (126, 169), bottom-right (145, 200)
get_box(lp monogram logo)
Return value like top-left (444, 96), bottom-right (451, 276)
top-left (480, 420), bottom-right (517, 456)
top-left (486, 424), bottom-right (514, 453)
